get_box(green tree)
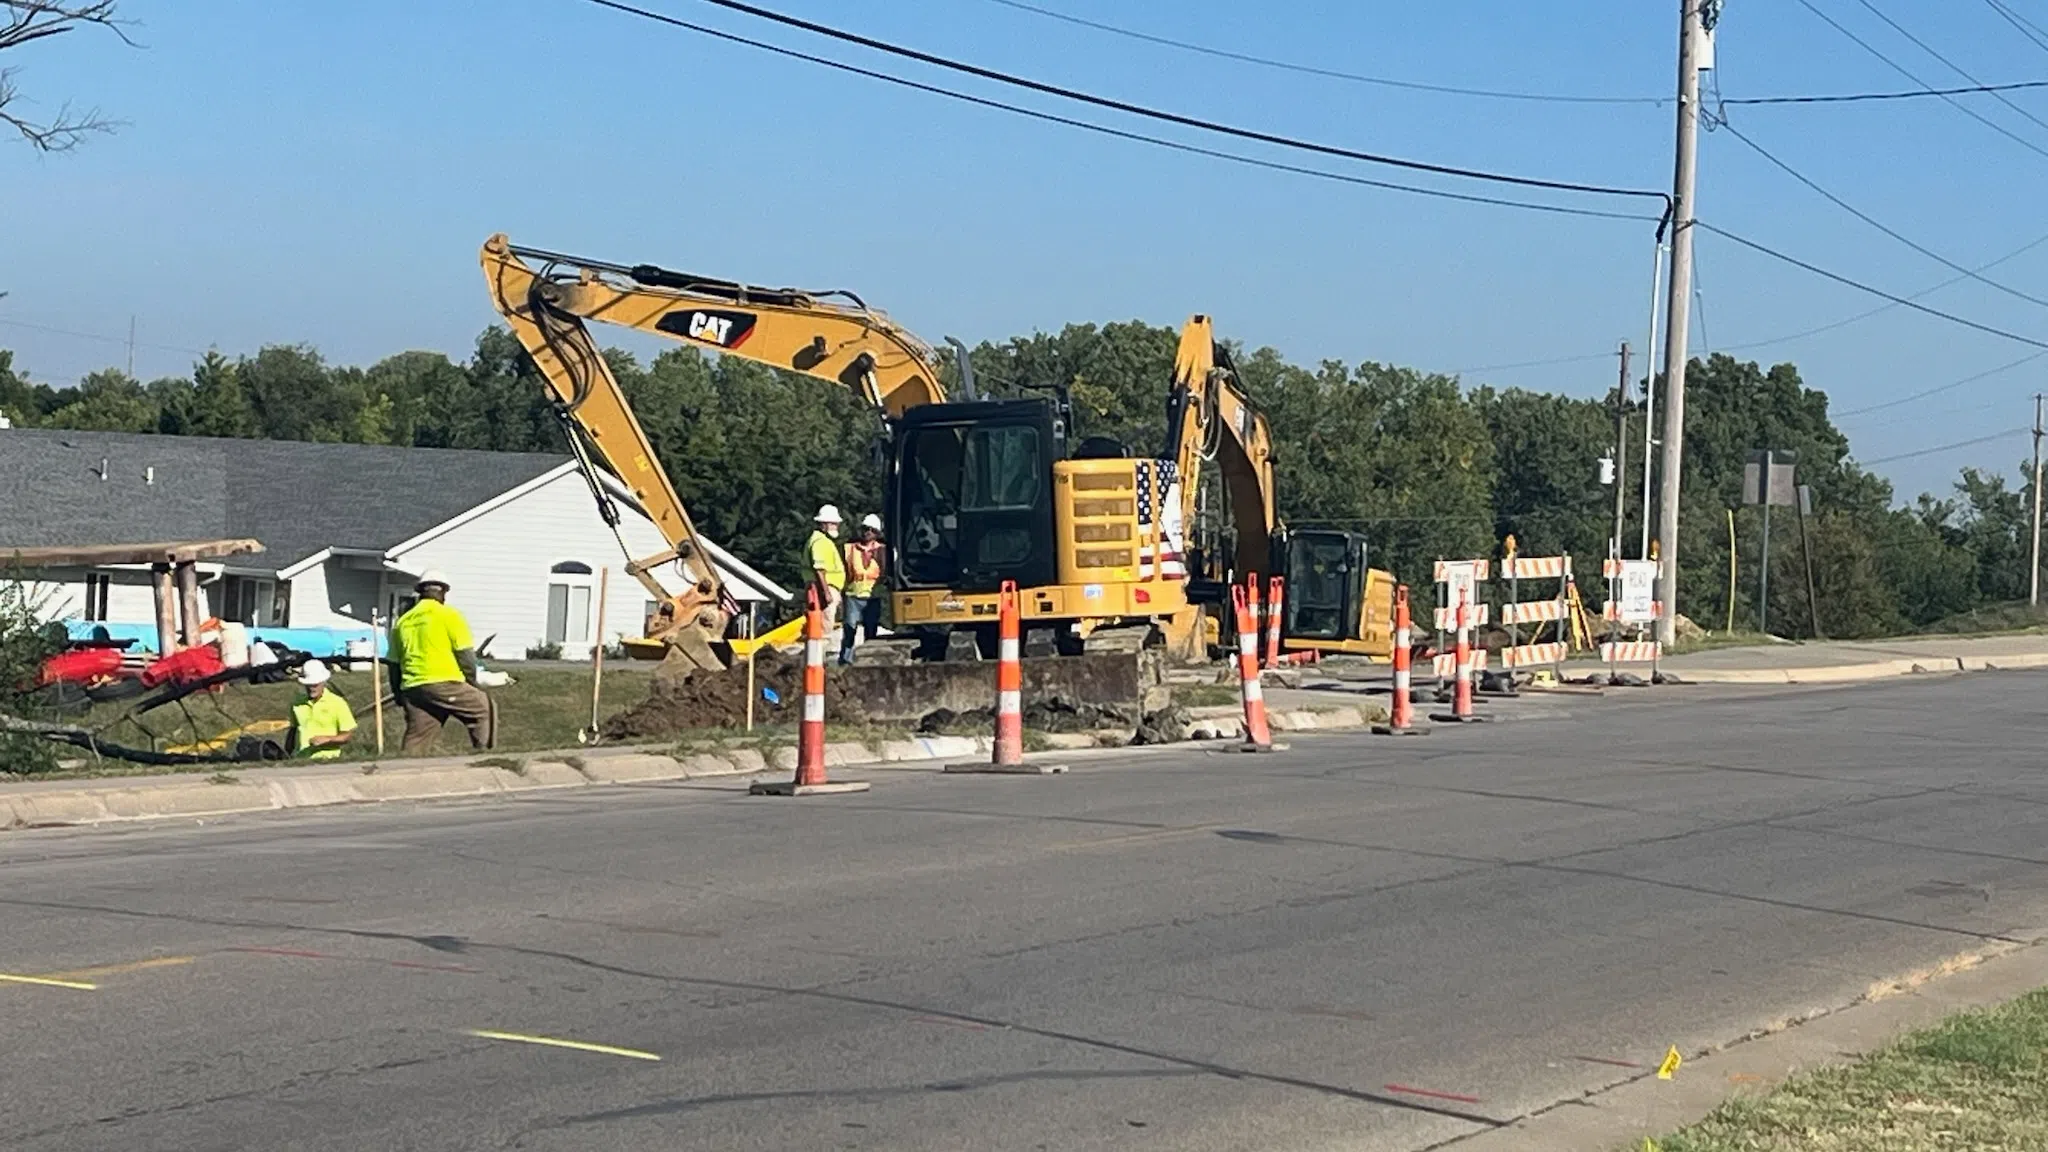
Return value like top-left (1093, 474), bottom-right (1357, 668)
top-left (43, 369), bottom-right (157, 432)
top-left (0, 349), bottom-right (59, 425)
top-left (187, 352), bottom-right (258, 438)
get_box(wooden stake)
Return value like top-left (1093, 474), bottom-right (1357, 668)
top-left (586, 567), bottom-right (610, 741)
top-left (370, 611), bottom-right (386, 756)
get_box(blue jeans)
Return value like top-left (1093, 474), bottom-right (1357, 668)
top-left (839, 594), bottom-right (879, 663)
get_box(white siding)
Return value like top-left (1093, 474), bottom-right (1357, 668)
top-left (286, 561), bottom-right (384, 629)
top-left (389, 469), bottom-right (726, 661)
top-left (4, 566), bottom-right (162, 626)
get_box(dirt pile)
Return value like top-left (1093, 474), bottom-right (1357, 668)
top-left (601, 650), bottom-right (868, 740)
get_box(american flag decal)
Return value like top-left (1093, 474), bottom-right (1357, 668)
top-left (1136, 459), bottom-right (1186, 579)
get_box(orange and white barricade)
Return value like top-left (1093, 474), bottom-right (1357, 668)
top-left (1430, 598), bottom-right (1488, 723)
top-left (1601, 558), bottom-right (1665, 684)
top-left (1499, 551), bottom-right (1572, 678)
top-left (1431, 559), bottom-right (1490, 690)
top-left (946, 581), bottom-right (1067, 774)
top-left (752, 585), bottom-right (871, 796)
top-left (1263, 575), bottom-right (1285, 670)
top-left (1227, 577), bottom-right (1277, 752)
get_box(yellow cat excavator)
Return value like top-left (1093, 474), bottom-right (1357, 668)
top-left (479, 234), bottom-right (1391, 674)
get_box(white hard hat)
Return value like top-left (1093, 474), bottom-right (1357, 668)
top-left (415, 569), bottom-right (451, 590)
top-left (297, 658), bottom-right (332, 686)
top-left (815, 503), bottom-right (842, 523)
top-left (861, 513), bottom-right (883, 532)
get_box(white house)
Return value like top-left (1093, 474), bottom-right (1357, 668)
top-left (0, 428), bottom-right (790, 660)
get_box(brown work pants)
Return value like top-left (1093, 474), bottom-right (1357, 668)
top-left (399, 681), bottom-right (496, 753)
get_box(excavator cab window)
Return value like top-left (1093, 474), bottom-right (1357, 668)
top-left (1284, 529), bottom-right (1369, 642)
top-left (892, 400), bottom-right (1060, 593)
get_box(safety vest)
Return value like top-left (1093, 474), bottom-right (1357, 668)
top-left (845, 541), bottom-right (883, 597)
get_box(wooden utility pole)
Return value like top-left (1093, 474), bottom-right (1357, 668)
top-left (1655, 0), bottom-right (1706, 646)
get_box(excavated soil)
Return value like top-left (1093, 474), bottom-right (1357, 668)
top-left (601, 650), bottom-right (867, 740)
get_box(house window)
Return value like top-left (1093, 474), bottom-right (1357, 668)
top-left (83, 571), bottom-right (112, 622)
top-left (546, 562), bottom-right (594, 646)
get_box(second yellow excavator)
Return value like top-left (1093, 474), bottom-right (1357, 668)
top-left (480, 234), bottom-right (1391, 674)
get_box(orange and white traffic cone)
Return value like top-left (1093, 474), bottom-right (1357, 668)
top-left (945, 581), bottom-right (1066, 775)
top-left (752, 584), bottom-right (871, 796)
top-left (1430, 595), bottom-right (1489, 725)
top-left (1227, 581), bottom-right (1278, 752)
top-left (1264, 575), bottom-right (1285, 669)
top-left (1373, 585), bottom-right (1428, 736)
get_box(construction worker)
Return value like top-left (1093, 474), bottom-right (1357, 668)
top-left (808, 504), bottom-right (846, 637)
top-left (841, 513), bottom-right (885, 664)
top-left (289, 659), bottom-right (356, 761)
top-left (388, 570), bottom-right (495, 753)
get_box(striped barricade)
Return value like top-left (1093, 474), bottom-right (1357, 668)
top-left (1499, 553), bottom-right (1572, 678)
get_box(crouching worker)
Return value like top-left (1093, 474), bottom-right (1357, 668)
top-left (390, 570), bottom-right (496, 752)
top-left (289, 659), bottom-right (357, 760)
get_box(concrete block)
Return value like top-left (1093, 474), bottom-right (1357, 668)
top-left (267, 774), bottom-right (364, 810)
top-left (517, 761), bottom-right (589, 788)
top-left (720, 747), bottom-right (769, 775)
top-left (677, 752), bottom-right (747, 777)
top-left (4, 792), bottom-right (111, 828)
top-left (578, 753), bottom-right (687, 784)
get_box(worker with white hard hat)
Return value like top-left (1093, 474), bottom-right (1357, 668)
top-left (807, 504), bottom-right (847, 637)
top-left (840, 512), bottom-right (886, 664)
top-left (289, 658), bottom-right (357, 761)
top-left (388, 569), bottom-right (495, 753)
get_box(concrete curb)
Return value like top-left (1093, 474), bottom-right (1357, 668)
top-left (1, 703), bottom-right (1384, 833)
top-left (1445, 935), bottom-right (2048, 1151)
top-left (1670, 647), bottom-right (2048, 684)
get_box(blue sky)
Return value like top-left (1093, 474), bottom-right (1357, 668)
top-left (4, 0), bottom-right (2047, 499)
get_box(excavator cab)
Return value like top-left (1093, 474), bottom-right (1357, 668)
top-left (1279, 529), bottom-right (1396, 658)
top-left (888, 397), bottom-right (1066, 596)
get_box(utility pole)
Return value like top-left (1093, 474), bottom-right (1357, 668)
top-left (1640, 229), bottom-right (1667, 561)
top-left (1655, 0), bottom-right (1707, 647)
top-left (2032, 392), bottom-right (2044, 606)
top-left (1614, 342), bottom-right (1631, 559)
top-left (126, 315), bottom-right (136, 378)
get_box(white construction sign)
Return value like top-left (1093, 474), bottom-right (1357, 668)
top-left (1610, 559), bottom-right (1658, 625)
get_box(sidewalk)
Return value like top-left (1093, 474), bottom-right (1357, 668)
top-left (1658, 632), bottom-right (2048, 684)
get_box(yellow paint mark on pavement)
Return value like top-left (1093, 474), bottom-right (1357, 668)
top-left (0, 972), bottom-right (98, 991)
top-left (1656, 1045), bottom-right (1683, 1080)
top-left (43, 955), bottom-right (197, 981)
top-left (465, 1029), bottom-right (661, 1062)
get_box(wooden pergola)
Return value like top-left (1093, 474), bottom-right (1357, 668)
top-left (3, 539), bottom-right (265, 656)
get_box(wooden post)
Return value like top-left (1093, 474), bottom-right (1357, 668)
top-left (745, 611), bottom-right (758, 733)
top-left (585, 567), bottom-right (610, 741)
top-left (175, 561), bottom-right (204, 647)
top-left (152, 563), bottom-right (179, 654)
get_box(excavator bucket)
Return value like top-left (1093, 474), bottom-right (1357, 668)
top-left (652, 623), bottom-right (729, 684)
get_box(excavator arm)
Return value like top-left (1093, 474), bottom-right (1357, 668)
top-left (1165, 316), bottom-right (1277, 583)
top-left (479, 234), bottom-right (949, 673)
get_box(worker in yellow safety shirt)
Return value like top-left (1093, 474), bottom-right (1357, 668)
top-left (840, 513), bottom-right (884, 665)
top-left (289, 659), bottom-right (357, 760)
top-left (807, 503), bottom-right (846, 638)
top-left (388, 570), bottom-right (495, 752)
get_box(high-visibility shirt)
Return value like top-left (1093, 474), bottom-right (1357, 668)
top-left (392, 599), bottom-right (474, 689)
top-left (291, 690), bottom-right (357, 761)
top-left (807, 530), bottom-right (846, 590)
top-left (844, 541), bottom-right (883, 598)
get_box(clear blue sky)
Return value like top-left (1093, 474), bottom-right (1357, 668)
top-left (5, 0), bottom-right (2047, 499)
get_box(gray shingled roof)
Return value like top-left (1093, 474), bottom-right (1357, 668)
top-left (0, 429), bottom-right (566, 573)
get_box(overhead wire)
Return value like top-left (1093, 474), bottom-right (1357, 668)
top-left (573, 0), bottom-right (1661, 221)
top-left (1715, 119), bottom-right (2048, 311)
top-left (1724, 79), bottom-right (2048, 104)
top-left (1856, 426), bottom-right (2028, 466)
top-left (589, 0), bottom-right (1668, 204)
top-left (976, 0), bottom-right (1667, 106)
top-left (1834, 351), bottom-right (2048, 419)
top-left (1793, 0), bottom-right (2048, 161)
top-left (0, 316), bottom-right (213, 358)
top-left (1982, 0), bottom-right (2048, 56)
top-left (1847, 0), bottom-right (2048, 134)
top-left (1695, 222), bottom-right (2048, 350)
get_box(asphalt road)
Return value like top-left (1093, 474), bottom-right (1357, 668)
top-left (3, 673), bottom-right (2046, 1151)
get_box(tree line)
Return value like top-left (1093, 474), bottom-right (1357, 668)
top-left (0, 325), bottom-right (2029, 638)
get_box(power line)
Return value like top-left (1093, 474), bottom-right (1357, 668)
top-left (0, 316), bottom-right (212, 357)
top-left (1859, 426), bottom-right (2028, 466)
top-left (568, 0), bottom-right (1656, 222)
top-left (1716, 119), bottom-right (2048, 311)
top-left (587, 0), bottom-right (1668, 204)
top-left (1848, 0), bottom-right (2048, 135)
top-left (977, 0), bottom-right (1667, 106)
top-left (1725, 78), bottom-right (2048, 104)
top-left (1835, 350), bottom-right (2048, 419)
top-left (1451, 350), bottom-right (1616, 375)
top-left (1697, 221), bottom-right (2048, 350)
top-left (1794, 0), bottom-right (2048, 161)
top-left (1982, 0), bottom-right (2048, 56)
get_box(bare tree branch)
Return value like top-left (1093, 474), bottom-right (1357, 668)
top-left (1, 2), bottom-right (136, 153)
